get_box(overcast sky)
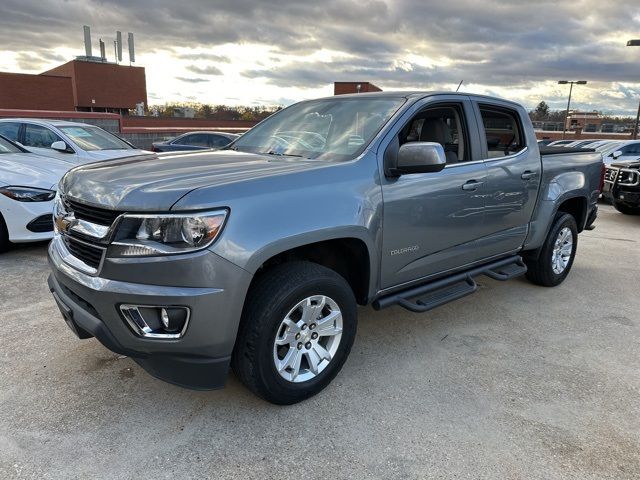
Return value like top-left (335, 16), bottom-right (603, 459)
top-left (1, 0), bottom-right (640, 114)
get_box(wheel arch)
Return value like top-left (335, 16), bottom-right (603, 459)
top-left (246, 231), bottom-right (375, 305)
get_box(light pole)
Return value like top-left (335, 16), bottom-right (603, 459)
top-left (627, 40), bottom-right (640, 140)
top-left (558, 80), bottom-right (587, 139)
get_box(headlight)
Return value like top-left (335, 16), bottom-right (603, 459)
top-left (0, 186), bottom-right (56, 202)
top-left (108, 210), bottom-right (228, 257)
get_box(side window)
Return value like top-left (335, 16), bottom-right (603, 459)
top-left (23, 124), bottom-right (62, 149)
top-left (181, 134), bottom-right (209, 147)
top-left (620, 143), bottom-right (640, 155)
top-left (479, 106), bottom-right (525, 158)
top-left (209, 135), bottom-right (230, 147)
top-left (399, 104), bottom-right (468, 164)
top-left (0, 122), bottom-right (20, 142)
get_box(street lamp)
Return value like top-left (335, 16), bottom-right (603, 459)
top-left (627, 39), bottom-right (640, 139)
top-left (558, 80), bottom-right (587, 139)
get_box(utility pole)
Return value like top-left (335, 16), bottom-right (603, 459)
top-left (558, 80), bottom-right (587, 139)
top-left (627, 40), bottom-right (640, 139)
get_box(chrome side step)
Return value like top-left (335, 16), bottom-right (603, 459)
top-left (372, 256), bottom-right (527, 313)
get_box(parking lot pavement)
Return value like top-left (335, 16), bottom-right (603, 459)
top-left (0, 203), bottom-right (638, 480)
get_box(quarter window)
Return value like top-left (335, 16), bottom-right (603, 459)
top-left (479, 107), bottom-right (525, 158)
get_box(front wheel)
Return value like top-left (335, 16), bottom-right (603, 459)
top-left (524, 213), bottom-right (578, 287)
top-left (232, 261), bottom-right (357, 405)
top-left (613, 201), bottom-right (640, 215)
top-left (0, 214), bottom-right (9, 253)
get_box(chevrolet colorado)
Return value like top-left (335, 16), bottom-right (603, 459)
top-left (48, 92), bottom-right (603, 404)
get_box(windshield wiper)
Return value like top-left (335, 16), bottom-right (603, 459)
top-left (264, 151), bottom-right (304, 158)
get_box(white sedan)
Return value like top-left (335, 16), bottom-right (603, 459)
top-left (0, 135), bottom-right (72, 252)
top-left (0, 118), bottom-right (149, 165)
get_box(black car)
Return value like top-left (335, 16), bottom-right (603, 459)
top-left (603, 159), bottom-right (640, 215)
top-left (151, 131), bottom-right (239, 152)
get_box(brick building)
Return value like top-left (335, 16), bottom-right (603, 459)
top-left (334, 82), bottom-right (382, 95)
top-left (0, 59), bottom-right (147, 114)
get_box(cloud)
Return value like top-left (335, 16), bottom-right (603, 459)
top-left (175, 76), bottom-right (209, 83)
top-left (1, 0), bottom-right (640, 112)
top-left (185, 64), bottom-right (223, 75)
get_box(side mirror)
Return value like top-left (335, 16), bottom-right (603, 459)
top-left (51, 141), bottom-right (71, 153)
top-left (390, 142), bottom-right (447, 176)
top-left (612, 150), bottom-right (622, 159)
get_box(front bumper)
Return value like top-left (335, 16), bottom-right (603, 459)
top-left (602, 182), bottom-right (640, 206)
top-left (0, 195), bottom-right (54, 242)
top-left (47, 236), bottom-right (253, 390)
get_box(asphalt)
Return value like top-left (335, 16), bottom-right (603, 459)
top-left (0, 203), bottom-right (638, 479)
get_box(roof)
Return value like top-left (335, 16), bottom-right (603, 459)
top-left (0, 118), bottom-right (98, 127)
top-left (314, 90), bottom-right (523, 107)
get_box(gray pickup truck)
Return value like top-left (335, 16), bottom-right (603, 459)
top-left (48, 92), bottom-right (603, 404)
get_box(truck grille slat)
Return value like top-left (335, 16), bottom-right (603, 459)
top-left (64, 197), bottom-right (121, 226)
top-left (63, 236), bottom-right (104, 269)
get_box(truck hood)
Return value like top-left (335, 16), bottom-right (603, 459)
top-left (60, 150), bottom-right (331, 210)
top-left (0, 152), bottom-right (72, 190)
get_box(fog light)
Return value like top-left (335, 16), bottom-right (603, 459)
top-left (120, 305), bottom-right (190, 339)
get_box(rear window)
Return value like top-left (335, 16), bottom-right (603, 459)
top-left (479, 106), bottom-right (526, 158)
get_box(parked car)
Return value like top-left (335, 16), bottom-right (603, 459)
top-left (537, 139), bottom-right (554, 147)
top-left (151, 131), bottom-right (239, 152)
top-left (602, 159), bottom-right (640, 214)
top-left (0, 119), bottom-right (149, 164)
top-left (0, 134), bottom-right (72, 252)
top-left (598, 140), bottom-right (640, 165)
top-left (48, 92), bottom-right (603, 404)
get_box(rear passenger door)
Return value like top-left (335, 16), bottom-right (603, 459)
top-left (472, 102), bottom-right (540, 257)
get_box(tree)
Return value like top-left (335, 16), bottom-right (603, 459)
top-left (532, 101), bottom-right (550, 120)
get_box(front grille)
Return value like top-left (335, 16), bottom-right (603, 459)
top-left (604, 167), bottom-right (618, 183)
top-left (64, 197), bottom-right (121, 226)
top-left (26, 214), bottom-right (54, 233)
top-left (63, 236), bottom-right (104, 269)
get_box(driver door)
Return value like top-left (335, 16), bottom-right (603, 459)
top-left (379, 96), bottom-right (488, 290)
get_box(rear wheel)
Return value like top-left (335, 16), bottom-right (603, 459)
top-left (524, 213), bottom-right (577, 287)
top-left (232, 261), bottom-right (357, 405)
top-left (0, 214), bottom-right (9, 253)
top-left (613, 201), bottom-right (640, 215)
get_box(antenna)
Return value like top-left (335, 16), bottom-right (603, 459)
top-left (116, 31), bottom-right (123, 62)
top-left (128, 32), bottom-right (135, 64)
top-left (456, 80), bottom-right (463, 92)
top-left (83, 25), bottom-right (92, 57)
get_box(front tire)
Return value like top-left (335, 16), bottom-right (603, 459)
top-left (524, 213), bottom-right (578, 287)
top-left (613, 201), bottom-right (640, 215)
top-left (0, 214), bottom-right (9, 253)
top-left (232, 261), bottom-right (357, 405)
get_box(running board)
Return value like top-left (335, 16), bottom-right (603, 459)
top-left (373, 256), bottom-right (527, 313)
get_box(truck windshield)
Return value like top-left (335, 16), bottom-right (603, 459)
top-left (58, 126), bottom-right (133, 151)
top-left (230, 97), bottom-right (405, 160)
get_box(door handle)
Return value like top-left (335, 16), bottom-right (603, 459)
top-left (521, 171), bottom-right (538, 180)
top-left (462, 180), bottom-right (484, 191)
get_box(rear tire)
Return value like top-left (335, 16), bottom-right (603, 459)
top-left (613, 201), bottom-right (640, 215)
top-left (232, 261), bottom-right (357, 405)
top-left (524, 213), bottom-right (577, 287)
top-left (0, 214), bottom-right (9, 253)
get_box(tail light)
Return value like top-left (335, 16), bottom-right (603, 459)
top-left (598, 162), bottom-right (605, 193)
